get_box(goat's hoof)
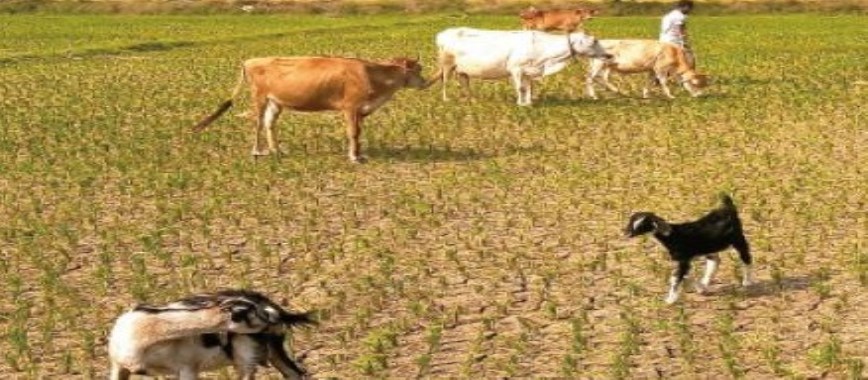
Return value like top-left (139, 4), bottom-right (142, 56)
top-left (694, 284), bottom-right (709, 295)
top-left (664, 295), bottom-right (679, 305)
top-left (251, 149), bottom-right (270, 157)
top-left (742, 279), bottom-right (754, 287)
top-left (349, 155), bottom-right (367, 164)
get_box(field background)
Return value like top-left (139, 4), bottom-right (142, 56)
top-left (0, 11), bottom-right (866, 379)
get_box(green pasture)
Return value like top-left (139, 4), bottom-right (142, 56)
top-left (0, 13), bottom-right (865, 378)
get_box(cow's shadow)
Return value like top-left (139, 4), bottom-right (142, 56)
top-left (533, 96), bottom-right (597, 107)
top-left (366, 145), bottom-right (488, 163)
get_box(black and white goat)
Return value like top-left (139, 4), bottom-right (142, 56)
top-left (108, 289), bottom-right (315, 379)
top-left (625, 195), bottom-right (754, 304)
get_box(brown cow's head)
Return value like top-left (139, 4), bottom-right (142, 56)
top-left (682, 72), bottom-right (710, 97)
top-left (389, 57), bottom-right (426, 89)
top-left (686, 73), bottom-right (710, 88)
top-left (519, 6), bottom-right (542, 20)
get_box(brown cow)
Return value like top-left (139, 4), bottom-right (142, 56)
top-left (194, 56), bottom-right (427, 163)
top-left (519, 6), bottom-right (598, 33)
top-left (586, 40), bottom-right (709, 99)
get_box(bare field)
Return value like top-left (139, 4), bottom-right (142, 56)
top-left (0, 13), bottom-right (866, 379)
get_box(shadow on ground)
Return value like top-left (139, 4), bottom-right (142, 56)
top-left (367, 145), bottom-right (489, 163)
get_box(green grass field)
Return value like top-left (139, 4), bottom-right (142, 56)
top-left (0, 13), bottom-right (866, 379)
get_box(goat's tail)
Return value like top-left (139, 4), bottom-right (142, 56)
top-left (282, 311), bottom-right (318, 327)
top-left (720, 193), bottom-right (736, 210)
top-left (193, 64), bottom-right (246, 132)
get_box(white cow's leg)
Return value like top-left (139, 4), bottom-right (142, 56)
top-left (696, 254), bottom-right (720, 295)
top-left (514, 72), bottom-right (533, 106)
top-left (523, 77), bottom-right (535, 104)
top-left (263, 99), bottom-right (282, 156)
top-left (457, 73), bottom-right (471, 99)
top-left (585, 65), bottom-right (599, 99)
top-left (525, 78), bottom-right (537, 103)
top-left (511, 71), bottom-right (526, 106)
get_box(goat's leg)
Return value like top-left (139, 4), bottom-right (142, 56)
top-left (666, 261), bottom-right (691, 304)
top-left (696, 254), bottom-right (720, 294)
top-left (262, 99), bottom-right (282, 157)
top-left (108, 363), bottom-right (131, 380)
top-left (236, 367), bottom-right (258, 380)
top-left (178, 367), bottom-right (200, 380)
top-left (733, 236), bottom-right (754, 286)
top-left (267, 335), bottom-right (308, 380)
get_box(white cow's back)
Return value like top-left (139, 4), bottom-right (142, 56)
top-left (437, 28), bottom-right (536, 79)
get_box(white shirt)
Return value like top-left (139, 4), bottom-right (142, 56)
top-left (660, 9), bottom-right (687, 45)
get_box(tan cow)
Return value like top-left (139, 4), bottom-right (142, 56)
top-left (586, 40), bottom-right (709, 99)
top-left (194, 56), bottom-right (427, 163)
top-left (519, 6), bottom-right (598, 33)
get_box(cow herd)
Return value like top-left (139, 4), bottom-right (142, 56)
top-left (110, 7), bottom-right (719, 379)
top-left (194, 6), bottom-right (708, 163)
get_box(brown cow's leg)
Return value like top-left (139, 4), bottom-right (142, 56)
top-left (643, 72), bottom-right (658, 99)
top-left (344, 111), bottom-right (365, 163)
top-left (657, 73), bottom-right (675, 99)
top-left (251, 94), bottom-right (269, 156)
top-left (263, 99), bottom-right (282, 156)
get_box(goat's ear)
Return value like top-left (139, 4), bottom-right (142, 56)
top-left (653, 219), bottom-right (672, 236)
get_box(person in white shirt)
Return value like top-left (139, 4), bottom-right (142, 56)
top-left (660, 0), bottom-right (695, 67)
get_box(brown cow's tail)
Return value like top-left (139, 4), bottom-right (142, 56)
top-left (193, 64), bottom-right (246, 132)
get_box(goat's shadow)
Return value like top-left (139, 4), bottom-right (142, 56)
top-left (709, 273), bottom-right (817, 299)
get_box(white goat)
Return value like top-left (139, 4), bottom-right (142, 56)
top-left (108, 289), bottom-right (314, 379)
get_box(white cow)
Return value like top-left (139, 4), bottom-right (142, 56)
top-left (428, 27), bottom-right (611, 106)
